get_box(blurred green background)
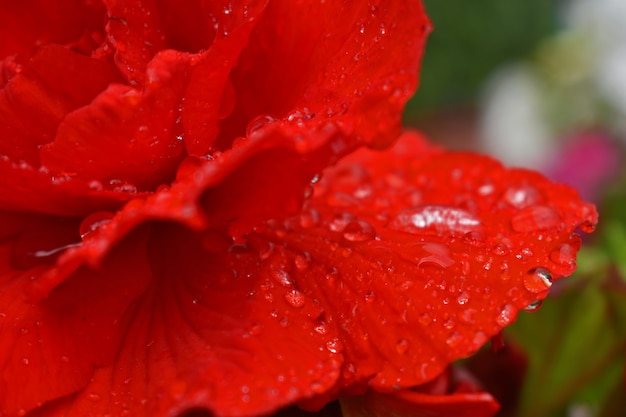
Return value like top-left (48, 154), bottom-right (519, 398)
top-left (406, 2), bottom-right (626, 417)
top-left (409, 0), bottom-right (559, 115)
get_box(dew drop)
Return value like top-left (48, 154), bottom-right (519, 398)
top-left (314, 321), bottom-right (328, 335)
top-left (294, 252), bottom-right (311, 271)
top-left (472, 331), bottom-right (488, 347)
top-left (364, 291), bottom-right (376, 303)
top-left (270, 267), bottom-right (293, 287)
top-left (417, 242), bottom-right (455, 269)
top-left (446, 331), bottom-right (463, 347)
top-left (503, 185), bottom-right (541, 209)
top-left (299, 208), bottom-right (320, 229)
top-left (61, 355), bottom-right (70, 363)
top-left (395, 339), bottom-right (409, 354)
top-left (248, 322), bottom-right (263, 336)
top-left (258, 241), bottom-right (274, 261)
top-left (549, 243), bottom-right (576, 267)
top-left (511, 205), bottom-right (561, 233)
top-left (524, 299), bottom-right (543, 312)
top-left (329, 212), bottom-right (356, 232)
top-left (342, 220), bottom-right (376, 242)
top-left (418, 312), bottom-right (432, 326)
top-left (457, 292), bottom-right (470, 305)
top-left (79, 212), bottom-right (114, 239)
top-left (391, 205), bottom-right (482, 234)
top-left (88, 393), bottom-right (101, 402)
top-left (496, 304), bottom-right (516, 326)
top-left (326, 338), bottom-right (344, 353)
top-left (246, 114), bottom-right (276, 136)
top-left (523, 267), bottom-right (552, 294)
top-left (22, 357), bottom-right (30, 365)
top-left (284, 289), bottom-right (305, 308)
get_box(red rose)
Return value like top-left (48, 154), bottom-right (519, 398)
top-left (0, 1), bottom-right (596, 416)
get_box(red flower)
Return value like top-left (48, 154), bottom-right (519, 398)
top-left (0, 1), bottom-right (596, 417)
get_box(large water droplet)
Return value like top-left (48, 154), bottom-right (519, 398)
top-left (391, 205), bottom-right (482, 235)
top-left (342, 220), bottom-right (376, 242)
top-left (511, 205), bottom-right (562, 233)
top-left (523, 267), bottom-right (552, 293)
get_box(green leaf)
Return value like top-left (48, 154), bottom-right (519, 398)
top-left (508, 278), bottom-right (626, 417)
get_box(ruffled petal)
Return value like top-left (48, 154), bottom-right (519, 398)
top-left (0, 213), bottom-right (152, 417)
top-left (0, 0), bottom-right (106, 60)
top-left (341, 390), bottom-right (498, 417)
top-left (0, 45), bottom-right (120, 166)
top-left (0, 157), bottom-right (142, 216)
top-left (19, 224), bottom-right (343, 417)
top-left (39, 51), bottom-right (189, 191)
top-left (248, 130), bottom-right (596, 394)
top-left (103, 0), bottom-right (266, 85)
top-left (212, 0), bottom-right (430, 152)
top-left (3, 131), bottom-right (595, 417)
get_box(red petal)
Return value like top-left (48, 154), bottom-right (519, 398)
top-left (214, 0), bottom-right (431, 151)
top-left (250, 130), bottom-right (596, 392)
top-left (341, 389), bottom-right (499, 417)
top-left (0, 45), bottom-right (120, 166)
top-left (0, 157), bottom-right (143, 216)
top-left (0, 0), bottom-right (105, 60)
top-left (103, 0), bottom-right (265, 85)
top-left (39, 51), bottom-right (188, 190)
top-left (4, 131), bottom-right (595, 417)
top-left (0, 213), bottom-right (151, 417)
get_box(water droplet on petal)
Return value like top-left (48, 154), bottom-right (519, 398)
top-left (294, 252), bottom-right (311, 270)
top-left (395, 339), bottom-right (410, 354)
top-left (271, 267), bottom-right (293, 287)
top-left (457, 292), bottom-right (470, 305)
top-left (342, 220), bottom-right (376, 242)
top-left (314, 320), bottom-right (328, 335)
top-left (446, 331), bottom-right (463, 347)
top-left (391, 205), bottom-right (482, 234)
top-left (549, 243), bottom-right (576, 267)
top-left (284, 289), bottom-right (305, 308)
top-left (329, 212), bottom-right (356, 232)
top-left (504, 185), bottom-right (541, 208)
top-left (511, 205), bottom-right (561, 233)
top-left (79, 212), bottom-right (114, 239)
top-left (326, 338), bottom-right (343, 353)
top-left (524, 267), bottom-right (552, 293)
top-left (299, 208), bottom-right (320, 229)
top-left (496, 304), bottom-right (516, 326)
top-left (524, 299), bottom-right (543, 312)
top-left (246, 114), bottom-right (276, 136)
